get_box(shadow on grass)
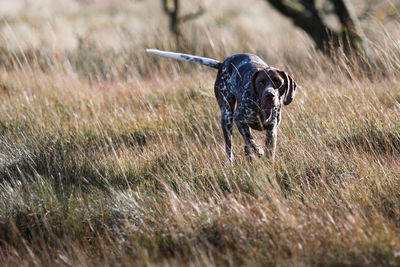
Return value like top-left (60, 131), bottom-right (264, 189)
top-left (0, 127), bottom-right (160, 194)
top-left (1, 140), bottom-right (107, 191)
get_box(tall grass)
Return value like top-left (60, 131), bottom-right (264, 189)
top-left (0, 0), bottom-right (400, 265)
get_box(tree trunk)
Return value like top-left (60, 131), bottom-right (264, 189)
top-left (161, 0), bottom-right (204, 48)
top-left (265, 0), bottom-right (370, 60)
top-left (332, 0), bottom-right (367, 56)
top-left (162, 0), bottom-right (181, 45)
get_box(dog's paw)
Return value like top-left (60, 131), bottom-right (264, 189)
top-left (256, 145), bottom-right (265, 157)
top-left (244, 144), bottom-right (264, 158)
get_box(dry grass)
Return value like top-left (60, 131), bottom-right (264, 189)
top-left (0, 0), bottom-right (400, 266)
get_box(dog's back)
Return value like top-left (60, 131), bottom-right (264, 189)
top-left (215, 54), bottom-right (269, 98)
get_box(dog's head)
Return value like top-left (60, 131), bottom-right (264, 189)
top-left (252, 67), bottom-right (297, 109)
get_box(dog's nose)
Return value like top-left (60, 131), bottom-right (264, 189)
top-left (264, 92), bottom-right (276, 105)
top-left (264, 93), bottom-right (274, 101)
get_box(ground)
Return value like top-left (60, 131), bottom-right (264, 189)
top-left (0, 0), bottom-right (400, 266)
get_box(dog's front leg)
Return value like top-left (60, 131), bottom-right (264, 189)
top-left (234, 113), bottom-right (264, 158)
top-left (221, 110), bottom-right (234, 162)
top-left (264, 108), bottom-right (281, 161)
top-left (265, 128), bottom-right (277, 161)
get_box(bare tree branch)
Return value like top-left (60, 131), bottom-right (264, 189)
top-left (332, 0), bottom-right (366, 54)
top-left (265, 0), bottom-right (372, 63)
top-left (161, 0), bottom-right (205, 46)
top-left (162, 0), bottom-right (181, 38)
top-left (180, 6), bottom-right (205, 23)
top-left (267, 0), bottom-right (338, 53)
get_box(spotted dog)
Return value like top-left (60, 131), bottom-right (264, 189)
top-left (146, 49), bottom-right (297, 161)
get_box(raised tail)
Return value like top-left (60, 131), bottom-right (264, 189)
top-left (146, 49), bottom-right (221, 69)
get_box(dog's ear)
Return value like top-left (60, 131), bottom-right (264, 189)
top-left (278, 70), bottom-right (297, 105)
top-left (252, 70), bottom-right (267, 97)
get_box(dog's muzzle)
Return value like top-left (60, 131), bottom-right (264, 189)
top-left (261, 90), bottom-right (280, 109)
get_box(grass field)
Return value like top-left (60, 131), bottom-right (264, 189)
top-left (1, 0), bottom-right (400, 265)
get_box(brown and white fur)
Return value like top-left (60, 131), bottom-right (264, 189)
top-left (146, 49), bottom-right (297, 162)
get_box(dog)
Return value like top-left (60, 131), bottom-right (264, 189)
top-left (146, 49), bottom-right (297, 161)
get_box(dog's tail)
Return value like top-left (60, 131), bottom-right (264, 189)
top-left (146, 49), bottom-right (221, 69)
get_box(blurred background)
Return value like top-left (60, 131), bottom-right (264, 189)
top-left (0, 0), bottom-right (399, 79)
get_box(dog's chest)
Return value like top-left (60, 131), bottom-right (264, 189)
top-left (236, 94), bottom-right (265, 130)
top-left (239, 100), bottom-right (281, 131)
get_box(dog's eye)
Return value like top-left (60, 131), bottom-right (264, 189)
top-left (258, 80), bottom-right (266, 87)
top-left (272, 78), bottom-right (282, 87)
